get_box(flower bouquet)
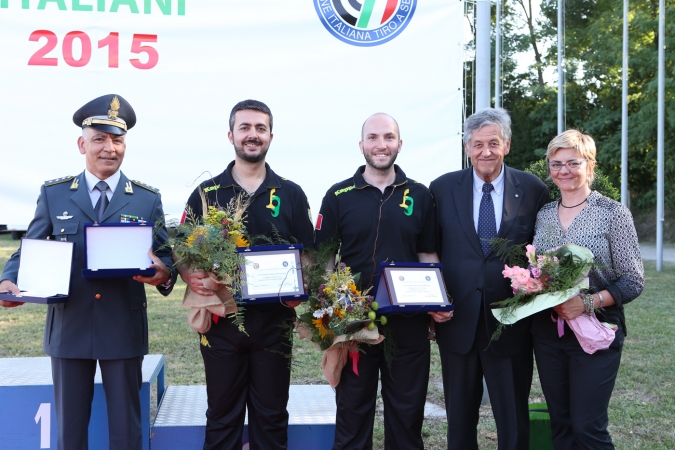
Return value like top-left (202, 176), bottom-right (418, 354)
top-left (173, 191), bottom-right (251, 333)
top-left (295, 257), bottom-right (385, 387)
top-left (490, 243), bottom-right (594, 340)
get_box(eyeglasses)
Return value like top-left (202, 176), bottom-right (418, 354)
top-left (547, 159), bottom-right (588, 171)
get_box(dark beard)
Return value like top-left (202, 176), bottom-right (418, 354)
top-left (234, 139), bottom-right (269, 163)
top-left (364, 150), bottom-right (398, 172)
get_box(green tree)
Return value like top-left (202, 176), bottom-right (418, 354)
top-left (463, 0), bottom-right (674, 216)
top-left (537, 0), bottom-right (675, 211)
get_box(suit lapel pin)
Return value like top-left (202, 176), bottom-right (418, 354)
top-left (125, 181), bottom-right (134, 194)
top-left (56, 211), bottom-right (73, 220)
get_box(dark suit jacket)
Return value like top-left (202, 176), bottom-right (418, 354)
top-left (429, 165), bottom-right (548, 357)
top-left (1, 171), bottom-right (173, 360)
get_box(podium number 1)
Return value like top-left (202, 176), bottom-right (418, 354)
top-left (34, 403), bottom-right (51, 448)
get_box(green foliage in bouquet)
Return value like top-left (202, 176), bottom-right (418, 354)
top-left (297, 237), bottom-right (387, 351)
top-left (173, 192), bottom-right (251, 292)
top-left (303, 234), bottom-right (341, 298)
top-left (490, 239), bottom-right (595, 341)
top-left (249, 224), bottom-right (296, 247)
top-left (525, 159), bottom-right (620, 202)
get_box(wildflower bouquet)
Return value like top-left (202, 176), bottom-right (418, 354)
top-left (174, 194), bottom-right (250, 285)
top-left (173, 191), bottom-right (251, 333)
top-left (490, 242), bottom-right (594, 340)
top-left (295, 256), bottom-right (386, 387)
top-left (296, 258), bottom-right (384, 351)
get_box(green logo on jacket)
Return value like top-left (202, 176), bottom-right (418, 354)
top-left (266, 188), bottom-right (281, 217)
top-left (399, 189), bottom-right (414, 216)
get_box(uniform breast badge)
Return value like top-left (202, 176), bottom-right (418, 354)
top-left (120, 214), bottom-right (146, 224)
top-left (56, 211), bottom-right (73, 220)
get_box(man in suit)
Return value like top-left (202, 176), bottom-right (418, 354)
top-left (0, 94), bottom-right (175, 450)
top-left (429, 108), bottom-right (548, 450)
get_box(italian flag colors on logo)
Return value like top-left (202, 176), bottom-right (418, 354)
top-left (334, 0), bottom-right (399, 30)
top-left (315, 0), bottom-right (416, 47)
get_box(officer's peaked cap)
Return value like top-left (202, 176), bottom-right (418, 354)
top-left (73, 94), bottom-right (136, 135)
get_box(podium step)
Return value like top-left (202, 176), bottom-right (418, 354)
top-left (0, 355), bottom-right (165, 450)
top-left (151, 385), bottom-right (336, 449)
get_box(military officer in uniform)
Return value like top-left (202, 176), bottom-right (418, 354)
top-left (0, 94), bottom-right (175, 450)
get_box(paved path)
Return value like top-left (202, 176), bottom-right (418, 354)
top-left (639, 244), bottom-right (675, 262)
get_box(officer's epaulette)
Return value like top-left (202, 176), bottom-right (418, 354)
top-left (44, 176), bottom-right (74, 187)
top-left (131, 180), bottom-right (159, 194)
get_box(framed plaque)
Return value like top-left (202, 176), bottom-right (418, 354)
top-left (82, 223), bottom-right (156, 279)
top-left (237, 244), bottom-right (308, 304)
top-left (0, 238), bottom-right (73, 304)
top-left (372, 262), bottom-right (453, 314)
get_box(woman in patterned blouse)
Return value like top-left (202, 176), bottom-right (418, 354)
top-left (531, 129), bottom-right (644, 449)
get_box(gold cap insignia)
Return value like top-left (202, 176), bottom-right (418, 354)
top-left (108, 96), bottom-right (120, 120)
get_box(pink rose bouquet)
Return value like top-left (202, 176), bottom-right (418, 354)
top-left (491, 243), bottom-right (594, 340)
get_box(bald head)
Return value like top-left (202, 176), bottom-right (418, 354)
top-left (359, 112), bottom-right (402, 172)
top-left (361, 113), bottom-right (401, 141)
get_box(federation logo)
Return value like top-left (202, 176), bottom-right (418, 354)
top-left (314, 0), bottom-right (417, 47)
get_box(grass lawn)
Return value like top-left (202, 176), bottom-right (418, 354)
top-left (1, 234), bottom-right (673, 449)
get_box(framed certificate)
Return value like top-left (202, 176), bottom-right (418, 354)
top-left (82, 223), bottom-right (156, 279)
top-left (0, 238), bottom-right (73, 304)
top-left (372, 262), bottom-right (453, 314)
top-left (237, 244), bottom-right (308, 304)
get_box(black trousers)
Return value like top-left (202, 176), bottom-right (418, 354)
top-left (200, 304), bottom-right (295, 450)
top-left (438, 309), bottom-right (532, 450)
top-left (332, 314), bottom-right (430, 450)
top-left (51, 356), bottom-right (144, 450)
top-left (533, 322), bottom-right (624, 450)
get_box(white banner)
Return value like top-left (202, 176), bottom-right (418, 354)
top-left (0, 0), bottom-right (463, 226)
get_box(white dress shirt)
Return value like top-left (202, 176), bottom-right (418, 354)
top-left (84, 170), bottom-right (121, 208)
top-left (472, 165), bottom-right (505, 234)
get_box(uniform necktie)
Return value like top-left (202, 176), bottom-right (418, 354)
top-left (94, 181), bottom-right (109, 222)
top-left (477, 182), bottom-right (497, 256)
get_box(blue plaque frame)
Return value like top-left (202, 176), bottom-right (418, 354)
top-left (236, 244), bottom-right (308, 304)
top-left (0, 238), bottom-right (73, 304)
top-left (372, 262), bottom-right (454, 314)
top-left (82, 222), bottom-right (157, 279)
